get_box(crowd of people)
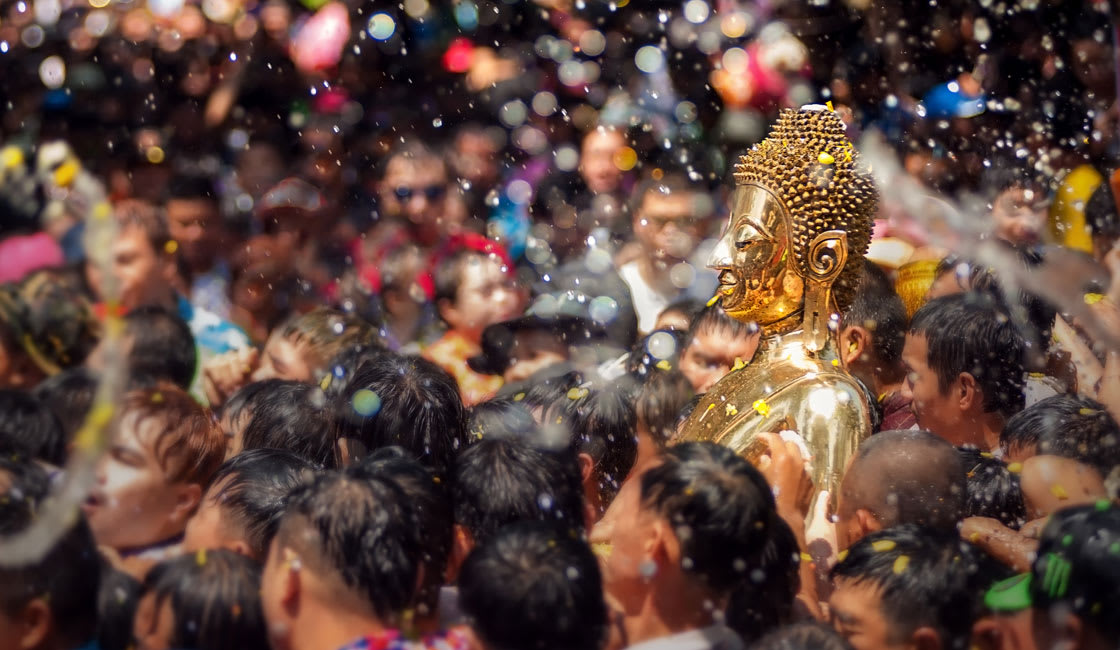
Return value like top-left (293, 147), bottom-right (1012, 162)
top-left (3, 0), bottom-right (1120, 649)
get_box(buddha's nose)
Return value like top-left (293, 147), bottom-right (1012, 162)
top-left (707, 235), bottom-right (733, 270)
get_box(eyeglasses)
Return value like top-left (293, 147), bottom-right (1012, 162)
top-left (394, 185), bottom-right (446, 201)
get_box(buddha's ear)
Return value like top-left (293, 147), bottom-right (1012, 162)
top-left (805, 230), bottom-right (848, 284)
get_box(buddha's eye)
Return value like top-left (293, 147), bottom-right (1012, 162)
top-left (734, 222), bottom-right (762, 249)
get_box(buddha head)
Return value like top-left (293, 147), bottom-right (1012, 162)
top-left (710, 107), bottom-right (876, 334)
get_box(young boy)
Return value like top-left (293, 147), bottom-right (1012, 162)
top-left (678, 303), bottom-right (761, 394)
top-left (221, 379), bottom-right (334, 467)
top-left (182, 448), bottom-right (318, 560)
top-left (424, 237), bottom-right (525, 405)
top-left (82, 384), bottom-right (226, 562)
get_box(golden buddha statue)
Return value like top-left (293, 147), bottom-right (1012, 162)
top-left (678, 106), bottom-right (878, 509)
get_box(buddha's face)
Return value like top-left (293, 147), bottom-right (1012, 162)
top-left (708, 184), bottom-right (804, 327)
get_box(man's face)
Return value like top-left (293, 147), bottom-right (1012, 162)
top-left (441, 256), bottom-right (525, 340)
top-left (901, 333), bottom-right (962, 443)
top-left (132, 592), bottom-right (177, 650)
top-left (580, 130), bottom-right (625, 195)
top-left (991, 187), bottom-right (1047, 247)
top-left (82, 412), bottom-right (186, 550)
top-left (830, 578), bottom-right (906, 650)
top-left (679, 325), bottom-right (761, 393)
top-left (253, 334), bottom-right (315, 383)
top-left (634, 192), bottom-right (703, 263)
top-left (379, 156), bottom-right (449, 243)
top-left (166, 197), bottom-right (222, 272)
top-left (91, 225), bottom-right (175, 310)
top-left (182, 477), bottom-right (238, 555)
top-left (599, 470), bottom-right (658, 614)
top-left (833, 462), bottom-right (868, 552)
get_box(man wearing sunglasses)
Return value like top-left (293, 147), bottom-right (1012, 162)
top-left (375, 141), bottom-right (457, 249)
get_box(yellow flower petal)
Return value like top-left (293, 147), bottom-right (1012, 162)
top-left (1084, 293), bottom-right (1105, 305)
top-left (1050, 483), bottom-right (1069, 500)
top-left (871, 539), bottom-right (897, 552)
top-left (752, 399), bottom-right (770, 417)
top-left (818, 151), bottom-right (835, 165)
top-left (725, 404), bottom-right (739, 416)
top-left (732, 357), bottom-right (746, 371)
top-left (892, 555), bottom-right (910, 574)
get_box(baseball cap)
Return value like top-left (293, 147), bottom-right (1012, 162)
top-left (984, 500), bottom-right (1120, 636)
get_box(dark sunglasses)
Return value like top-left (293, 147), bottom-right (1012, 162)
top-left (394, 185), bottom-right (446, 201)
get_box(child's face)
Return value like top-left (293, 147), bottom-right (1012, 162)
top-left (132, 592), bottom-right (176, 650)
top-left (679, 325), bottom-right (760, 393)
top-left (991, 186), bottom-right (1047, 246)
top-left (441, 256), bottom-right (524, 340)
top-left (83, 411), bottom-right (192, 550)
top-left (253, 333), bottom-right (315, 383)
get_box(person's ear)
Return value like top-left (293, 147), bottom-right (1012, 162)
top-left (648, 518), bottom-right (680, 578)
top-left (911, 625), bottom-right (942, 650)
top-left (446, 524), bottom-right (474, 584)
top-left (577, 452), bottom-right (595, 485)
top-left (14, 598), bottom-right (52, 650)
top-left (855, 508), bottom-right (882, 538)
top-left (958, 372), bottom-right (980, 412)
top-left (841, 326), bottom-right (870, 366)
top-left (228, 539), bottom-right (253, 559)
top-left (438, 298), bottom-right (463, 330)
top-left (281, 548), bottom-right (302, 613)
top-left (170, 483), bottom-right (203, 529)
top-left (970, 616), bottom-right (1002, 650)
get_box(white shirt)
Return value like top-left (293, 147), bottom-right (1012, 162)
top-left (624, 625), bottom-right (745, 650)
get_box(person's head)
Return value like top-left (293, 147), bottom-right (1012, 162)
top-left (95, 304), bottom-right (196, 389)
top-left (903, 294), bottom-right (1025, 446)
top-left (602, 442), bottom-right (778, 616)
top-left (752, 623), bottom-right (853, 650)
top-left (332, 354), bottom-right (466, 476)
top-left (634, 367), bottom-right (694, 452)
top-left (347, 447), bottom-right (452, 619)
top-left (0, 390), bottom-right (65, 465)
top-left (229, 380), bottom-right (334, 467)
top-left (579, 127), bottom-right (627, 195)
top-left (84, 384), bottom-right (225, 551)
top-left (261, 472), bottom-right (421, 648)
top-left (256, 308), bottom-right (381, 384)
top-left (450, 430), bottom-right (586, 576)
top-left (451, 125), bottom-right (501, 188)
top-left (563, 385), bottom-right (638, 515)
top-left (830, 525), bottom-right (994, 650)
top-left (164, 174), bottom-right (223, 274)
top-left (467, 398), bottom-right (538, 441)
top-left (726, 514), bottom-right (802, 644)
top-left (836, 430), bottom-right (966, 550)
top-left (653, 298), bottom-right (704, 333)
top-left (376, 243), bottom-right (427, 327)
top-left (679, 303), bottom-right (761, 393)
top-left (97, 567), bottom-right (140, 650)
top-left (1085, 178), bottom-right (1119, 263)
top-left (841, 262), bottom-right (908, 387)
top-left (88, 199), bottom-right (178, 310)
top-left (31, 367), bottom-right (97, 443)
top-left (983, 502), bottom-right (1120, 650)
top-left (957, 447), bottom-right (1027, 530)
top-left (631, 173), bottom-right (709, 264)
top-left (1000, 393), bottom-right (1120, 478)
top-left (433, 247), bottom-right (524, 342)
top-left (133, 550), bottom-right (268, 650)
top-left (183, 448), bottom-right (317, 560)
top-left (1018, 455), bottom-right (1108, 519)
top-left (458, 522), bottom-right (607, 650)
top-left (377, 142), bottom-right (450, 245)
top-left (983, 160), bottom-right (1049, 247)
top-left (0, 457), bottom-right (101, 650)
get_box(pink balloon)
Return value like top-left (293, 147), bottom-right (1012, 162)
top-left (290, 2), bottom-right (350, 73)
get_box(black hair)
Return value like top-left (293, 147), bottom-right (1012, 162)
top-left (659, 297), bottom-right (705, 328)
top-left (750, 622), bottom-right (853, 650)
top-left (97, 567), bottom-right (141, 650)
top-left (166, 173), bottom-right (218, 202)
top-left (452, 431), bottom-right (586, 546)
top-left (206, 448), bottom-right (318, 559)
top-left (635, 368), bottom-right (694, 449)
top-left (981, 156), bottom-right (1050, 201)
top-left (842, 261), bottom-right (908, 365)
top-left (957, 447), bottom-right (1027, 530)
top-left (566, 385), bottom-right (638, 507)
top-left (684, 302), bottom-right (758, 350)
top-left (0, 389), bottom-right (65, 465)
top-left (909, 293), bottom-right (1026, 418)
top-left (626, 329), bottom-right (687, 383)
top-left (123, 304), bottom-right (197, 389)
top-left (347, 446), bottom-right (452, 618)
top-left (639, 442), bottom-right (779, 596)
top-left (1000, 393), bottom-right (1120, 477)
top-left (726, 514), bottom-right (801, 644)
top-left (433, 247), bottom-right (487, 306)
top-left (31, 366), bottom-right (98, 443)
top-left (319, 343), bottom-right (391, 400)
top-left (831, 525), bottom-right (999, 650)
top-left (236, 379), bottom-right (335, 468)
top-left (517, 370), bottom-right (585, 413)
top-left (459, 522), bottom-right (607, 650)
top-left (277, 471), bottom-right (422, 623)
top-left (332, 354), bottom-right (467, 477)
top-left (1086, 179), bottom-right (1119, 240)
top-left (140, 550), bottom-right (268, 650)
top-left (467, 398), bottom-right (539, 441)
top-left (0, 456), bottom-right (101, 648)
top-left (848, 429), bottom-right (966, 532)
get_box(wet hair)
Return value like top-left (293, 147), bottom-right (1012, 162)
top-left (660, 297), bottom-right (704, 327)
top-left (909, 293), bottom-right (1026, 419)
top-left (205, 448), bottom-right (318, 559)
top-left (981, 156), bottom-right (1050, 200)
top-left (0, 389), bottom-right (65, 465)
top-left (1086, 179), bottom-right (1119, 240)
top-left (517, 370), bottom-right (584, 413)
top-left (459, 522), bottom-right (607, 650)
top-left (626, 329), bottom-right (687, 382)
top-left (635, 368), bottom-right (694, 449)
top-left (276, 472), bottom-right (421, 623)
top-left (123, 304), bottom-right (197, 389)
top-left (750, 622), bottom-right (853, 650)
top-left (685, 303), bottom-right (757, 350)
top-left (275, 307), bottom-right (382, 377)
top-left (332, 354), bottom-right (467, 477)
top-left (119, 384), bottom-right (225, 486)
top-left (841, 261), bottom-right (908, 365)
top-left (452, 431), bottom-right (586, 545)
top-left (726, 514), bottom-right (801, 644)
top-left (32, 367), bottom-right (98, 443)
top-left (319, 343), bottom-right (391, 400)
top-left (467, 398), bottom-right (538, 441)
top-left (97, 567), bottom-right (141, 650)
top-left (831, 525), bottom-right (998, 650)
top-left (1000, 393), bottom-right (1120, 477)
top-left (846, 430), bottom-right (966, 532)
top-left (347, 447), bottom-right (452, 617)
top-left (957, 447), bottom-right (1027, 529)
top-left (628, 171), bottom-right (700, 216)
top-left (639, 442), bottom-right (779, 596)
top-left (0, 457), bottom-right (101, 648)
top-left (565, 385), bottom-right (638, 506)
top-left (238, 380), bottom-right (335, 469)
top-left (115, 198), bottom-right (172, 255)
top-left (140, 550), bottom-right (268, 650)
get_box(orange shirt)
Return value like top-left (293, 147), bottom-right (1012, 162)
top-left (422, 330), bottom-right (502, 406)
